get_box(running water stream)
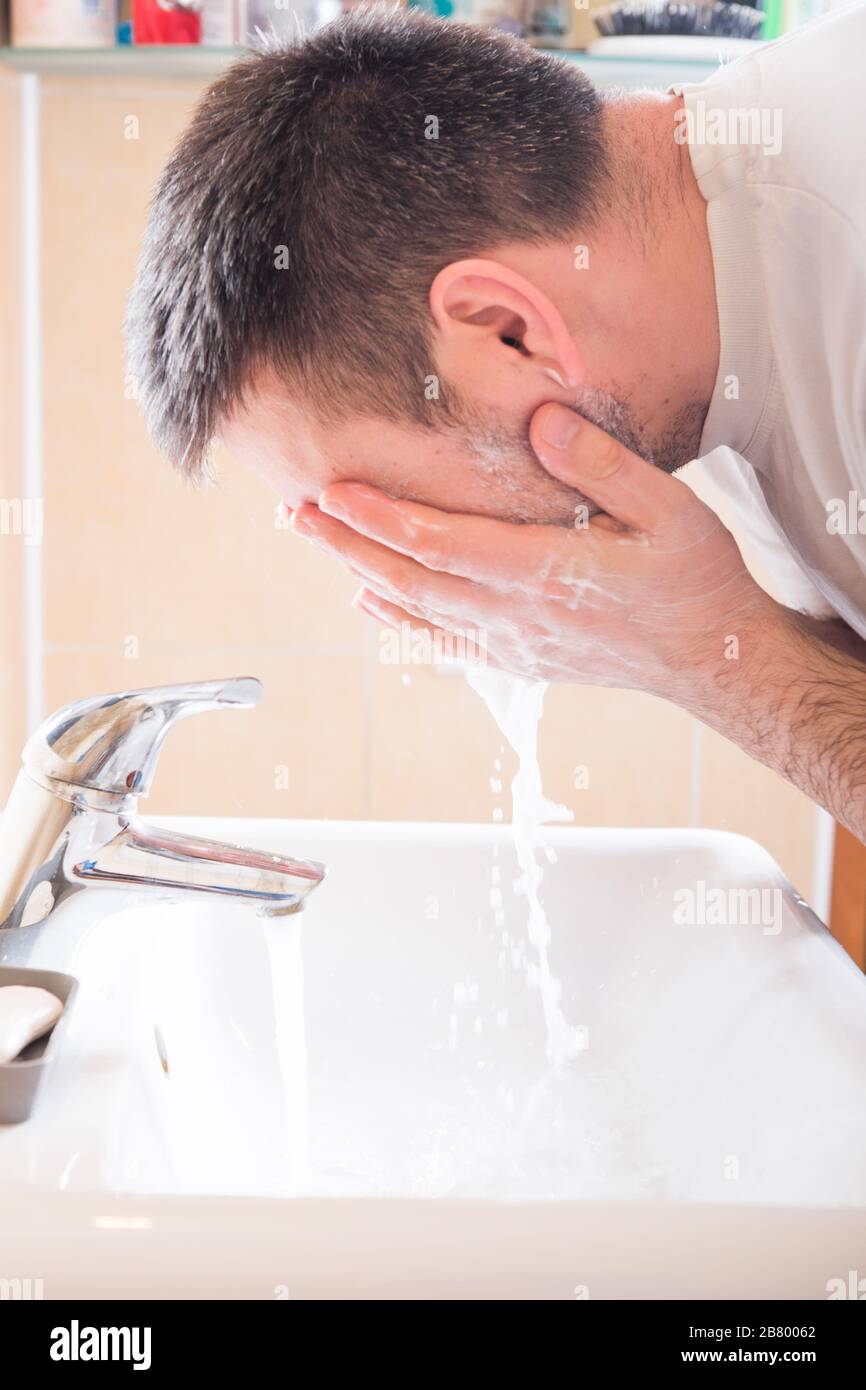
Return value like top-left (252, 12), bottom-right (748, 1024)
top-left (466, 665), bottom-right (586, 1070)
top-left (263, 917), bottom-right (311, 1192)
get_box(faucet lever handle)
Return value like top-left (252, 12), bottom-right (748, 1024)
top-left (22, 677), bottom-right (263, 800)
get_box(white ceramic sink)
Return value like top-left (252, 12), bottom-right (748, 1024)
top-left (1, 819), bottom-right (865, 1299)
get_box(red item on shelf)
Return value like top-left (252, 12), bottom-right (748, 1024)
top-left (133, 1), bottom-right (202, 45)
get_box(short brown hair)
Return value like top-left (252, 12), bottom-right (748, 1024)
top-left (125, 8), bottom-right (607, 479)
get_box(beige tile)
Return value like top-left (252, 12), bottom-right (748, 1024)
top-left (35, 78), bottom-right (369, 825)
top-left (367, 658), bottom-right (695, 828)
top-left (44, 645), bottom-right (367, 821)
top-left (0, 665), bottom-right (26, 807)
top-left (43, 437), bottom-right (365, 655)
top-left (539, 684), bottom-right (696, 827)
top-left (37, 78), bottom-right (364, 657)
top-left (368, 658), bottom-right (517, 822)
top-left (0, 73), bottom-right (27, 790)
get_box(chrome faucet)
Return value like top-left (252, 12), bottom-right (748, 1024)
top-left (0, 678), bottom-right (324, 932)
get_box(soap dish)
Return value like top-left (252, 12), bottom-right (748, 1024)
top-left (0, 966), bottom-right (78, 1124)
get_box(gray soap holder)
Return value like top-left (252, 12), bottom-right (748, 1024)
top-left (0, 965), bottom-right (78, 1124)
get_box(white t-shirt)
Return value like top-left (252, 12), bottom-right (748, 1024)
top-left (675, 2), bottom-right (866, 637)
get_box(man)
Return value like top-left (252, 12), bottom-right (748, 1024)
top-left (126, 6), bottom-right (866, 841)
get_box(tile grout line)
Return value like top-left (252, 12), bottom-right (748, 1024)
top-left (21, 71), bottom-right (43, 734)
top-left (811, 806), bottom-right (835, 923)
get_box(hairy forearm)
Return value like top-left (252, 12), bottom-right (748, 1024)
top-left (684, 606), bottom-right (866, 843)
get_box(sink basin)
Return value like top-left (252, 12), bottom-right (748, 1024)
top-left (2, 819), bottom-right (865, 1299)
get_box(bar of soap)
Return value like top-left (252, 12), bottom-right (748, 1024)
top-left (0, 986), bottom-right (63, 1065)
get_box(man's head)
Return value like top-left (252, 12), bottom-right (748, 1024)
top-left (126, 8), bottom-right (716, 523)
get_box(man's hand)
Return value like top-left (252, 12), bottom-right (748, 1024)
top-left (290, 402), bottom-right (866, 841)
top-left (293, 403), bottom-right (772, 703)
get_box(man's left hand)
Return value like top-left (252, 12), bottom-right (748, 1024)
top-left (290, 402), bottom-right (775, 701)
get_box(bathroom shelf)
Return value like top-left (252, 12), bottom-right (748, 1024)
top-left (0, 43), bottom-right (724, 85)
top-left (0, 44), bottom-right (241, 77)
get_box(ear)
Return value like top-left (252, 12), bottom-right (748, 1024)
top-left (429, 257), bottom-right (584, 391)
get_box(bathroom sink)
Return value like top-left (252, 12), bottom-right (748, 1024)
top-left (1, 819), bottom-right (865, 1299)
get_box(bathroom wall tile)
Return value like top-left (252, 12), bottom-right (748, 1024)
top-left (43, 435), bottom-right (365, 656)
top-left (43, 645), bottom-right (367, 821)
top-left (367, 659), bottom-right (518, 822)
top-left (38, 80), bottom-right (363, 660)
top-left (0, 664), bottom-right (26, 806)
top-left (539, 684), bottom-right (695, 827)
top-left (366, 662), bottom-right (695, 828)
top-left (35, 74), bottom-right (372, 827)
top-left (0, 73), bottom-right (27, 794)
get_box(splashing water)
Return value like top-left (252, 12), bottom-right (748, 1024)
top-left (466, 665), bottom-right (586, 1070)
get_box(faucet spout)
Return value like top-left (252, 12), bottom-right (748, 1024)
top-left (74, 818), bottom-right (323, 916)
top-left (0, 678), bottom-right (325, 931)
